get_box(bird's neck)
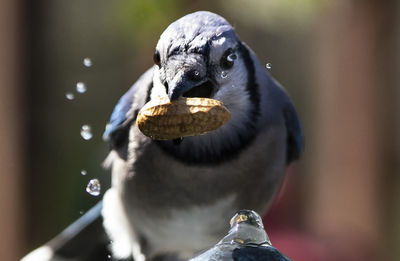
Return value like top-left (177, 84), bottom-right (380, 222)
top-left (154, 121), bottom-right (258, 166)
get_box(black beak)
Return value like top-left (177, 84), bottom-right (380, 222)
top-left (168, 70), bottom-right (214, 100)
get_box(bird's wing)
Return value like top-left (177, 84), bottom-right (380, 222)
top-left (22, 68), bottom-right (156, 261)
top-left (46, 201), bottom-right (111, 260)
top-left (264, 76), bottom-right (303, 164)
top-left (103, 68), bottom-right (154, 150)
top-left (22, 202), bottom-right (134, 261)
top-left (283, 99), bottom-right (303, 164)
top-left (22, 202), bottom-right (133, 261)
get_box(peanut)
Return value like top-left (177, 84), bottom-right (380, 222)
top-left (136, 96), bottom-right (230, 140)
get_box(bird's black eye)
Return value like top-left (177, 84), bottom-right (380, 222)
top-left (220, 48), bottom-right (237, 70)
top-left (153, 50), bottom-right (161, 67)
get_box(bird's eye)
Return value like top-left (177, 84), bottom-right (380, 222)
top-left (153, 50), bottom-right (161, 67)
top-left (220, 48), bottom-right (237, 70)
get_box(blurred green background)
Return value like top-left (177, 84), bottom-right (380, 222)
top-left (1, 0), bottom-right (399, 260)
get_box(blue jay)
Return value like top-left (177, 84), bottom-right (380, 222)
top-left (22, 11), bottom-right (302, 261)
top-left (189, 210), bottom-right (291, 261)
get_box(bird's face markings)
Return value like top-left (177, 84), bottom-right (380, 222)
top-left (151, 33), bottom-right (253, 135)
top-left (205, 37), bottom-right (251, 122)
top-left (146, 12), bottom-right (263, 163)
top-left (152, 42), bottom-right (212, 100)
top-left (149, 12), bottom-right (256, 157)
top-left (153, 50), bottom-right (161, 67)
top-left (220, 48), bottom-right (237, 70)
top-left (150, 10), bottom-right (253, 115)
top-left (152, 35), bottom-right (248, 107)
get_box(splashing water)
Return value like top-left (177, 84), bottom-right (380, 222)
top-left (80, 169), bottom-right (87, 176)
top-left (86, 179), bottom-right (101, 196)
top-left (265, 63), bottom-right (272, 70)
top-left (83, 58), bottom-right (92, 67)
top-left (80, 124), bottom-right (93, 140)
top-left (65, 92), bottom-right (75, 100)
top-left (76, 82), bottom-right (87, 93)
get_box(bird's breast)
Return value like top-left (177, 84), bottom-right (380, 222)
top-left (110, 122), bottom-right (287, 257)
top-left (122, 123), bottom-right (287, 215)
top-left (126, 194), bottom-right (237, 258)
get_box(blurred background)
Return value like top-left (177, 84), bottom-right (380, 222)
top-left (1, 0), bottom-right (399, 260)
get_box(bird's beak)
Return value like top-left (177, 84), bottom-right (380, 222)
top-left (167, 70), bottom-right (208, 101)
top-left (165, 53), bottom-right (212, 101)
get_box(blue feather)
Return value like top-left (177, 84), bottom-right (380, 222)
top-left (284, 101), bottom-right (303, 163)
top-left (103, 85), bottom-right (136, 141)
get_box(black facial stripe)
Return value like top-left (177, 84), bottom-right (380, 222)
top-left (153, 50), bottom-right (161, 66)
top-left (203, 40), bottom-right (215, 81)
top-left (189, 45), bottom-right (209, 56)
top-left (164, 82), bottom-right (169, 95)
top-left (238, 41), bottom-right (260, 125)
top-left (167, 46), bottom-right (181, 58)
top-left (145, 81), bottom-right (153, 103)
top-left (203, 41), bottom-right (211, 67)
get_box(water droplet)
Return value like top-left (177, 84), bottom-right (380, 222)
top-left (79, 210), bottom-right (84, 215)
top-left (227, 53), bottom-right (237, 62)
top-left (194, 70), bottom-right (200, 76)
top-left (83, 58), bottom-right (92, 67)
top-left (80, 169), bottom-right (87, 176)
top-left (86, 179), bottom-right (101, 196)
top-left (76, 82), bottom-right (87, 93)
top-left (107, 254), bottom-right (111, 259)
top-left (65, 92), bottom-right (75, 100)
top-left (80, 124), bottom-right (93, 140)
top-left (221, 71), bottom-right (228, 78)
top-left (265, 63), bottom-right (272, 70)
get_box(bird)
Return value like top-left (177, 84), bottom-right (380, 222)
top-left (189, 210), bottom-right (291, 261)
top-left (21, 10), bottom-right (302, 261)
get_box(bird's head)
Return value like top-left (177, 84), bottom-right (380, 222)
top-left (150, 11), bottom-right (261, 164)
top-left (153, 11), bottom-right (251, 109)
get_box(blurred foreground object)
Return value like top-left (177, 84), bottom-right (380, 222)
top-left (190, 210), bottom-right (290, 261)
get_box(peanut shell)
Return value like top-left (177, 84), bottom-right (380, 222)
top-left (136, 96), bottom-right (230, 140)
